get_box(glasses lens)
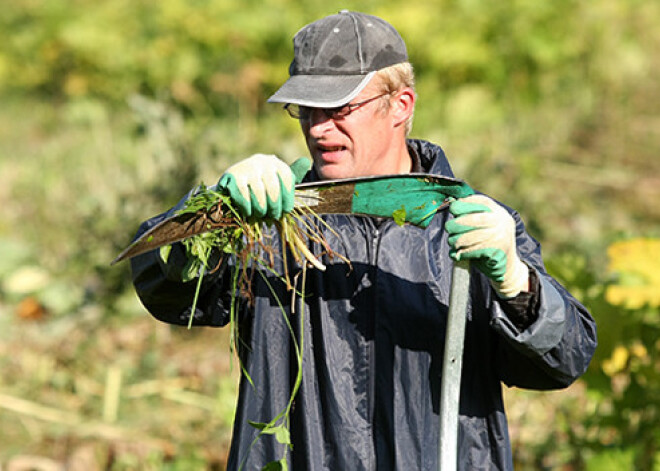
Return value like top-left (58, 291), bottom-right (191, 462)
top-left (285, 104), bottom-right (301, 119)
top-left (285, 95), bottom-right (385, 120)
top-left (327, 105), bottom-right (349, 119)
top-left (285, 104), bottom-right (315, 120)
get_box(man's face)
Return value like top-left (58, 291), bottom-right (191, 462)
top-left (300, 81), bottom-right (405, 180)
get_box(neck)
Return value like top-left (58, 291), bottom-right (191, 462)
top-left (389, 136), bottom-right (412, 174)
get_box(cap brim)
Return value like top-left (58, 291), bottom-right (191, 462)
top-left (267, 72), bottom-right (375, 107)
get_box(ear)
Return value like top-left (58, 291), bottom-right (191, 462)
top-left (390, 87), bottom-right (416, 129)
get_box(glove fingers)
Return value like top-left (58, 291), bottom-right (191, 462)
top-left (450, 232), bottom-right (501, 255)
top-left (280, 176), bottom-right (295, 215)
top-left (255, 156), bottom-right (294, 219)
top-left (448, 224), bottom-right (501, 249)
top-left (445, 212), bottom-right (496, 237)
top-left (218, 154), bottom-right (299, 220)
top-left (261, 170), bottom-right (284, 219)
top-left (449, 195), bottom-right (493, 217)
top-left (245, 176), bottom-right (270, 219)
top-left (289, 157), bottom-right (312, 184)
top-left (219, 174), bottom-right (253, 217)
top-left (445, 218), bottom-right (474, 236)
top-left (275, 161), bottom-right (297, 218)
top-left (453, 211), bottom-right (497, 228)
top-left (451, 247), bottom-right (507, 281)
top-left (446, 197), bottom-right (498, 238)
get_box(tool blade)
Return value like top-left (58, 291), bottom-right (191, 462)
top-left (111, 173), bottom-right (471, 264)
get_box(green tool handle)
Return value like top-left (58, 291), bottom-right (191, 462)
top-left (351, 177), bottom-right (474, 227)
top-left (439, 260), bottom-right (471, 471)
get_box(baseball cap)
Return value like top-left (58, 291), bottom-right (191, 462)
top-left (267, 10), bottom-right (408, 108)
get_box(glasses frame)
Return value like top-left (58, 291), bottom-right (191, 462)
top-left (284, 93), bottom-right (390, 121)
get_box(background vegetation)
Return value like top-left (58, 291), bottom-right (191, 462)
top-left (0, 0), bottom-right (658, 469)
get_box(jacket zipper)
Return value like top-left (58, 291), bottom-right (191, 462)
top-left (366, 221), bottom-right (381, 470)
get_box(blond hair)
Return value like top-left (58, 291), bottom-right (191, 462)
top-left (375, 62), bottom-right (416, 135)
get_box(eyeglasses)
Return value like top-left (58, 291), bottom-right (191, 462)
top-left (284, 93), bottom-right (389, 121)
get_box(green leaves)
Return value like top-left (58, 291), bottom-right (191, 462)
top-left (262, 458), bottom-right (289, 471)
top-left (392, 206), bottom-right (407, 226)
top-left (176, 185), bottom-right (244, 285)
top-left (249, 421), bottom-right (292, 447)
top-left (248, 421), bottom-right (292, 470)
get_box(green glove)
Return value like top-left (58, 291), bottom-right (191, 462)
top-left (217, 154), bottom-right (311, 219)
top-left (445, 194), bottom-right (529, 298)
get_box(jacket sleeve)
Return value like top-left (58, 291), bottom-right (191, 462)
top-left (488, 208), bottom-right (597, 389)
top-left (129, 198), bottom-right (236, 328)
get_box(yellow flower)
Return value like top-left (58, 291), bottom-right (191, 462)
top-left (602, 345), bottom-right (629, 377)
top-left (605, 238), bottom-right (660, 308)
top-left (629, 341), bottom-right (648, 360)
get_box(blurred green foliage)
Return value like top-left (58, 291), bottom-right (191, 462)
top-left (544, 244), bottom-right (660, 470)
top-left (1, 0), bottom-right (659, 468)
top-left (3, 0), bottom-right (658, 249)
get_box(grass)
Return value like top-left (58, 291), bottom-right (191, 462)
top-left (0, 96), bottom-right (245, 468)
top-left (0, 306), bottom-right (239, 468)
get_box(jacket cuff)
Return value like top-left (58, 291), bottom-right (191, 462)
top-left (497, 265), bottom-right (539, 331)
top-left (491, 268), bottom-right (566, 356)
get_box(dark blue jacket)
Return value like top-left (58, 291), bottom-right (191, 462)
top-left (131, 139), bottom-right (597, 470)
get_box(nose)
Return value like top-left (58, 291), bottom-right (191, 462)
top-left (306, 108), bottom-right (334, 136)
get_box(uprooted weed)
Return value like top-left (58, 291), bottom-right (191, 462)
top-left (162, 184), bottom-right (348, 470)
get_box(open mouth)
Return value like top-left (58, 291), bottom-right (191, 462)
top-left (318, 145), bottom-right (346, 153)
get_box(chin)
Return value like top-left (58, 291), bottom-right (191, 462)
top-left (316, 165), bottom-right (352, 181)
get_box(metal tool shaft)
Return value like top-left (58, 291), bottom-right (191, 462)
top-left (439, 260), bottom-right (470, 471)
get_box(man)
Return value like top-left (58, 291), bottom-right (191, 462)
top-left (131, 11), bottom-right (597, 470)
